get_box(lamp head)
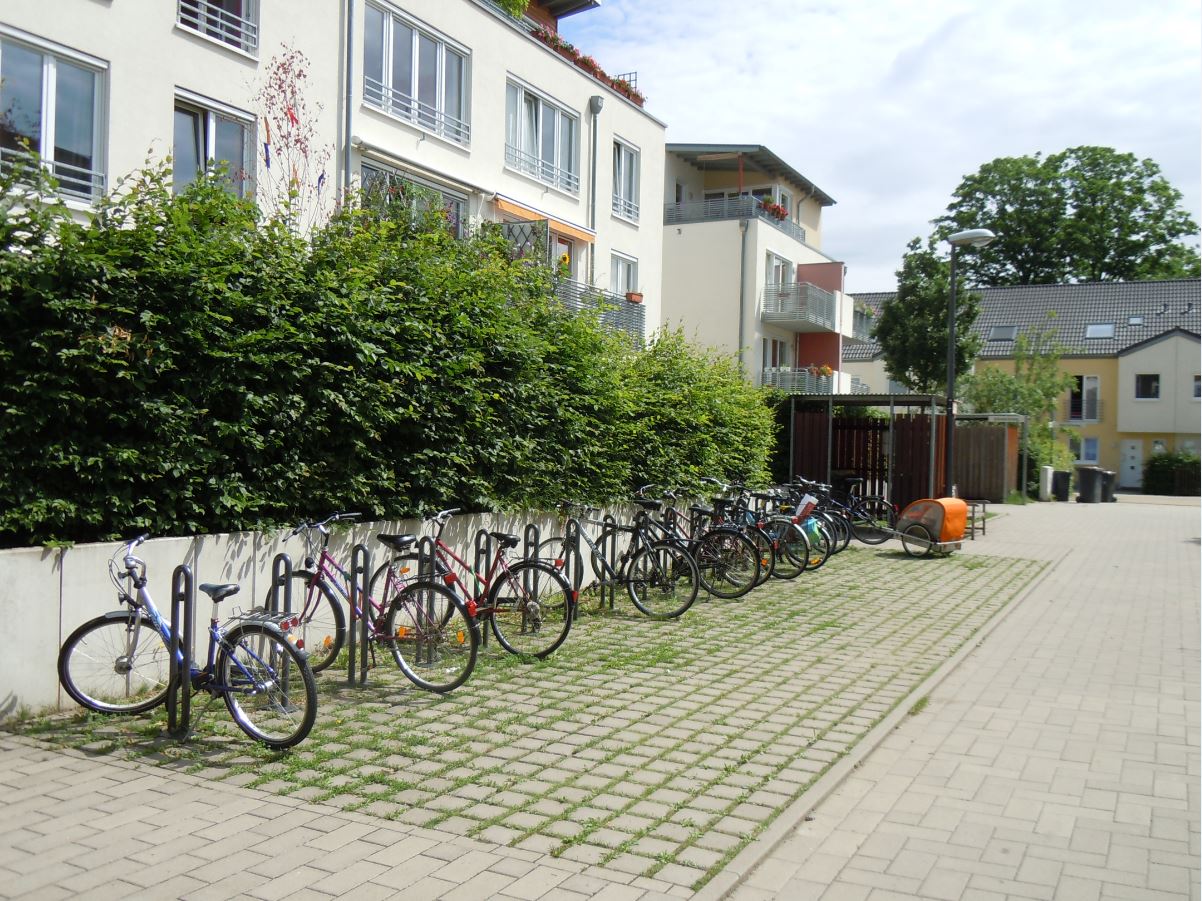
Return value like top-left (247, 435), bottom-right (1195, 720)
top-left (948, 228), bottom-right (996, 249)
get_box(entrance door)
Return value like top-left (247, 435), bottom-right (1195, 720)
top-left (1119, 439), bottom-right (1143, 489)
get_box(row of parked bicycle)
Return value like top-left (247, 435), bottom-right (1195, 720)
top-left (56, 478), bottom-right (898, 751)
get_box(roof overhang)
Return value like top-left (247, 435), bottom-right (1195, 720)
top-left (667, 143), bottom-right (836, 206)
top-left (538, 0), bottom-right (599, 19)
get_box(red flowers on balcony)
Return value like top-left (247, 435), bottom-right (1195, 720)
top-left (531, 26), bottom-right (646, 107)
top-left (759, 198), bottom-right (788, 221)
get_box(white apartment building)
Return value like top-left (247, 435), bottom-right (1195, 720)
top-left (661, 144), bottom-right (871, 393)
top-left (0, 0), bottom-right (664, 339)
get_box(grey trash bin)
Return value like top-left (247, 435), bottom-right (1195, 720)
top-left (1075, 465), bottom-right (1103, 503)
top-left (1052, 470), bottom-right (1070, 502)
top-left (1100, 470), bottom-right (1117, 502)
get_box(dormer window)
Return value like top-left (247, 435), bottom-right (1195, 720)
top-left (987, 325), bottom-right (1017, 341)
top-left (1085, 323), bottom-right (1114, 339)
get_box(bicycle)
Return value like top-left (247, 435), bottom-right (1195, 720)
top-left (57, 535), bottom-right (318, 750)
top-left (280, 513), bottom-right (478, 693)
top-left (371, 509), bottom-right (574, 659)
top-left (794, 477), bottom-right (896, 545)
top-left (539, 502), bottom-right (701, 619)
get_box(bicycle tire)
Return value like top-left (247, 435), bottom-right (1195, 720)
top-left (851, 498), bottom-right (896, 545)
top-left (219, 622), bottom-right (317, 750)
top-left (536, 537), bottom-right (585, 593)
top-left (58, 611), bottom-right (172, 714)
top-left (692, 528), bottom-right (760, 599)
top-left (626, 542), bottom-right (699, 618)
top-left (762, 518), bottom-right (806, 579)
top-left (488, 560), bottom-right (573, 658)
top-left (280, 572), bottom-right (345, 674)
top-left (385, 580), bottom-right (478, 693)
top-left (742, 525), bottom-right (777, 584)
top-left (801, 516), bottom-right (833, 570)
top-left (901, 523), bottom-right (934, 558)
top-left (825, 510), bottom-right (852, 553)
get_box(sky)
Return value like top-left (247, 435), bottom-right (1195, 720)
top-left (559, 0), bottom-right (1202, 294)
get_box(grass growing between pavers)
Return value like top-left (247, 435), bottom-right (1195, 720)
top-left (13, 544), bottom-right (1044, 891)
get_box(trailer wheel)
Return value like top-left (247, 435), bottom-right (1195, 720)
top-left (901, 523), bottom-right (933, 558)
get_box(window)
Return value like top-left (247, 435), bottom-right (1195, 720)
top-left (1128, 315), bottom-right (1144, 326)
top-left (1069, 375), bottom-right (1100, 422)
top-left (1134, 373), bottom-right (1160, 400)
top-left (1085, 323), bottom-right (1115, 339)
top-left (361, 163), bottom-right (465, 237)
top-left (762, 337), bottom-right (790, 369)
top-left (177, 0), bottom-right (259, 54)
top-left (777, 188), bottom-right (792, 218)
top-left (612, 139), bottom-right (639, 221)
top-left (364, 5), bottom-right (469, 145)
top-left (0, 35), bottom-right (105, 200)
top-left (505, 82), bottom-right (577, 193)
top-left (173, 99), bottom-right (253, 197)
top-left (610, 253), bottom-right (637, 295)
top-left (1194, 375), bottom-right (1200, 400)
top-left (987, 325), bottom-right (1017, 341)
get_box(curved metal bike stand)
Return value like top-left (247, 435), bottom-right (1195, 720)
top-left (347, 544), bottom-right (371, 685)
top-left (167, 564), bottom-right (195, 741)
top-left (600, 514), bottom-right (619, 611)
top-left (563, 518), bottom-right (582, 619)
top-left (473, 530), bottom-right (493, 648)
top-left (268, 553), bottom-right (293, 616)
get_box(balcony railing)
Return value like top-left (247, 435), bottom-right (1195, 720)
top-left (0, 147), bottom-right (105, 201)
top-left (849, 376), bottom-right (872, 394)
top-left (364, 79), bottom-right (470, 145)
top-left (554, 278), bottom-right (644, 345)
top-left (1064, 398), bottom-right (1103, 423)
top-left (505, 144), bottom-right (580, 194)
top-left (612, 193), bottom-right (639, 222)
top-left (852, 309), bottom-right (874, 341)
top-left (761, 367), bottom-right (834, 395)
top-left (177, 0), bottom-right (258, 53)
top-left (663, 196), bottom-right (807, 244)
top-left (760, 282), bottom-right (836, 331)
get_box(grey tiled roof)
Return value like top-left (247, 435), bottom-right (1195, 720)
top-left (843, 279), bottom-right (1201, 362)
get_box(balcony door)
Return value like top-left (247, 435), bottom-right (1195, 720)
top-left (1069, 375), bottom-right (1099, 422)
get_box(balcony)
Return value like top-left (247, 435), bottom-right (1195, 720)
top-left (663, 197), bottom-right (807, 244)
top-left (505, 144), bottom-right (580, 194)
top-left (760, 282), bottom-right (836, 331)
top-left (1064, 398), bottom-right (1103, 424)
top-left (177, 0), bottom-right (258, 53)
top-left (852, 309), bottom-right (874, 342)
top-left (554, 278), bottom-right (644, 344)
top-left (761, 367), bottom-right (834, 395)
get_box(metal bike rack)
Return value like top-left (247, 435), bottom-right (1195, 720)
top-left (563, 518), bottom-right (582, 620)
top-left (347, 544), bottom-right (371, 685)
top-left (473, 529), bottom-right (493, 649)
top-left (268, 553), bottom-right (293, 616)
top-left (599, 514), bottom-right (619, 611)
top-left (522, 523), bottom-right (540, 561)
top-left (167, 564), bottom-right (195, 741)
top-left (417, 536), bottom-right (437, 581)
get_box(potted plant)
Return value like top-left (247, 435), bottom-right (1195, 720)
top-left (819, 364), bottom-right (833, 377)
top-left (625, 291), bottom-right (643, 304)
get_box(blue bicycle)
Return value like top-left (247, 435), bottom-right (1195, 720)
top-left (57, 536), bottom-right (318, 750)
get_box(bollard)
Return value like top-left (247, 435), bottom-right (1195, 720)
top-left (168, 564), bottom-right (194, 741)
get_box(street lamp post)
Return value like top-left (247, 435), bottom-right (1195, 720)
top-left (944, 228), bottom-right (996, 497)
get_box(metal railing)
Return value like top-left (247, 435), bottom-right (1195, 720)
top-left (761, 367), bottom-right (834, 395)
top-left (849, 376), bottom-right (872, 394)
top-left (612, 193), bottom-right (639, 222)
top-left (177, 0), bottom-right (258, 53)
top-left (363, 79), bottom-right (470, 145)
top-left (0, 147), bottom-right (105, 201)
top-left (504, 144), bottom-right (580, 194)
top-left (852, 309), bottom-right (874, 341)
top-left (663, 196), bottom-right (807, 244)
top-left (760, 282), bottom-right (836, 331)
top-left (1064, 398), bottom-right (1103, 423)
top-left (554, 278), bottom-right (644, 344)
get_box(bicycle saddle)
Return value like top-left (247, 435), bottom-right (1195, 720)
top-left (634, 498), bottom-right (662, 511)
top-left (489, 532), bottom-right (520, 549)
top-left (689, 504), bottom-right (713, 515)
top-left (199, 583), bottom-right (240, 602)
top-left (377, 534), bottom-right (417, 552)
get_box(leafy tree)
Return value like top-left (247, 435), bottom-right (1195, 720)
top-left (937, 146), bottom-right (1200, 285)
top-left (872, 238), bottom-right (983, 393)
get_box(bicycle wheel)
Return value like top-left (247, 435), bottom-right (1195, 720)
top-left (58, 611), bottom-right (171, 714)
top-left (281, 572), bottom-right (345, 674)
top-left (693, 529), bottom-right (760, 599)
top-left (852, 498), bottom-right (896, 545)
top-left (536, 537), bottom-right (585, 593)
top-left (385, 580), bottom-right (478, 693)
top-left (489, 560), bottom-right (573, 658)
top-left (743, 525), bottom-right (777, 584)
top-left (824, 511), bottom-right (852, 553)
top-left (219, 622), bottom-right (317, 750)
top-left (763, 518), bottom-right (806, 579)
top-left (901, 523), bottom-right (934, 558)
top-left (626, 542), bottom-right (699, 618)
top-left (801, 517), bottom-right (833, 570)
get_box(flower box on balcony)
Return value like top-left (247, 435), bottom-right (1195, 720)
top-left (625, 291), bottom-right (643, 304)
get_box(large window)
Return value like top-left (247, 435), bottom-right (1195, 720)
top-left (765, 252), bottom-right (793, 287)
top-left (610, 252), bottom-right (637, 295)
top-left (612, 139), bottom-right (639, 222)
top-left (364, 5), bottom-right (469, 145)
top-left (1134, 373), bottom-right (1160, 400)
top-left (0, 35), bottom-right (105, 200)
top-left (762, 337), bottom-right (791, 369)
top-left (1069, 375), bottom-right (1100, 422)
top-left (361, 163), bottom-right (465, 237)
top-left (177, 0), bottom-right (259, 54)
top-left (505, 82), bottom-right (578, 194)
top-left (173, 98), bottom-right (253, 197)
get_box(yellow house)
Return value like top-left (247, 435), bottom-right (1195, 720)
top-left (842, 279), bottom-right (1201, 489)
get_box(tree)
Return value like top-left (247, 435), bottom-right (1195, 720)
top-left (937, 146), bottom-right (1200, 285)
top-left (872, 238), bottom-right (983, 394)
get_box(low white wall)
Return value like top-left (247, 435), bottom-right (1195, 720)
top-left (1, 510), bottom-right (563, 719)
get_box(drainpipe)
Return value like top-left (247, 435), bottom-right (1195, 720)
top-left (343, 0), bottom-right (355, 196)
top-left (588, 95), bottom-right (603, 285)
top-left (738, 218), bottom-right (748, 374)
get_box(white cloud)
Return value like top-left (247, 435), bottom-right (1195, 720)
top-left (561, 0), bottom-right (1202, 293)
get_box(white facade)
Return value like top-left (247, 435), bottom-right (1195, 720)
top-left (1117, 331), bottom-right (1202, 436)
top-left (0, 0), bottom-right (664, 335)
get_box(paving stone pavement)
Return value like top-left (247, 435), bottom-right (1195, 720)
top-left (1, 496), bottom-right (1196, 900)
top-left (721, 496), bottom-right (1200, 901)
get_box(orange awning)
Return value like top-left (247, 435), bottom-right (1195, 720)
top-left (493, 196), bottom-right (595, 244)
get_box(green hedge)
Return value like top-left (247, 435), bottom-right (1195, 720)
top-left (1143, 451), bottom-right (1201, 496)
top-left (0, 163), bottom-right (774, 547)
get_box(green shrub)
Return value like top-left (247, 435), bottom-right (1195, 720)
top-left (1143, 451), bottom-right (1201, 496)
